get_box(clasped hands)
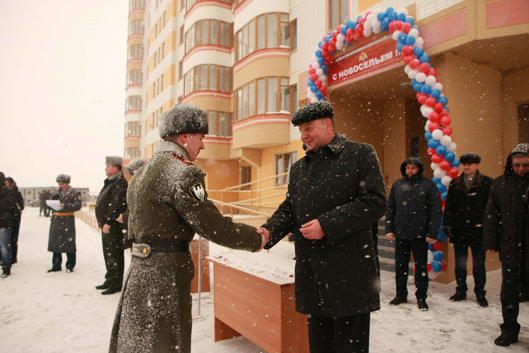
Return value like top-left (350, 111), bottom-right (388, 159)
top-left (256, 219), bottom-right (325, 252)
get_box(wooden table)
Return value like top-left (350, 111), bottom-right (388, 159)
top-left (209, 257), bottom-right (309, 353)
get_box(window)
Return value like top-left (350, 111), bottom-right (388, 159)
top-left (205, 111), bottom-right (233, 137)
top-left (275, 152), bottom-right (297, 185)
top-left (128, 45), bottom-right (144, 60)
top-left (181, 0), bottom-right (185, 10)
top-left (184, 65), bottom-right (231, 96)
top-left (127, 70), bottom-right (143, 86)
top-left (152, 82), bottom-right (156, 97)
top-left (153, 52), bottom-right (157, 68)
top-left (155, 23), bottom-right (158, 37)
top-left (187, 0), bottom-right (233, 12)
top-left (162, 42), bottom-right (165, 58)
top-left (329, 0), bottom-right (348, 30)
top-left (180, 25), bottom-right (184, 46)
top-left (185, 20), bottom-right (232, 54)
top-left (125, 148), bottom-right (141, 158)
top-left (236, 13), bottom-right (288, 62)
top-left (163, 11), bottom-right (166, 27)
top-left (124, 122), bottom-right (141, 137)
top-left (128, 20), bottom-right (145, 37)
top-left (161, 74), bottom-right (164, 91)
top-left (157, 78), bottom-right (160, 95)
top-left (179, 61), bottom-right (183, 80)
top-left (241, 166), bottom-right (251, 189)
top-left (235, 77), bottom-right (290, 120)
top-left (290, 84), bottom-right (298, 114)
top-left (129, 0), bottom-right (145, 12)
top-left (290, 19), bottom-right (297, 50)
top-left (125, 96), bottom-right (142, 112)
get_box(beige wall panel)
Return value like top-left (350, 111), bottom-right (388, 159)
top-left (382, 98), bottom-right (407, 192)
top-left (128, 36), bottom-right (143, 46)
top-left (164, 99), bottom-right (175, 111)
top-left (145, 143), bottom-right (153, 158)
top-left (476, 0), bottom-right (529, 40)
top-left (165, 31), bottom-right (177, 53)
top-left (124, 139), bottom-right (140, 149)
top-left (234, 56), bottom-right (290, 90)
top-left (201, 160), bottom-right (239, 209)
top-left (501, 66), bottom-right (529, 157)
top-left (185, 95), bottom-right (232, 112)
top-left (127, 61), bottom-right (142, 71)
top-left (199, 142), bottom-right (231, 160)
top-left (232, 123), bottom-right (289, 149)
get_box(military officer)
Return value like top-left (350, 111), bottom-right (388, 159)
top-left (47, 174), bottom-right (82, 273)
top-left (109, 104), bottom-right (267, 353)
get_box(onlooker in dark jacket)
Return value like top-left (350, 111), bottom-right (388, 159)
top-left (116, 158), bottom-right (146, 240)
top-left (95, 156), bottom-right (128, 295)
top-left (386, 157), bottom-right (442, 311)
top-left (5, 177), bottom-right (24, 264)
top-left (443, 153), bottom-right (492, 307)
top-left (0, 172), bottom-right (17, 278)
top-left (483, 143), bottom-right (529, 347)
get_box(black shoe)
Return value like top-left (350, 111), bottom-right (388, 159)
top-left (418, 299), bottom-right (429, 311)
top-left (95, 284), bottom-right (110, 290)
top-left (11, 259), bottom-right (17, 264)
top-left (47, 268), bottom-right (61, 273)
top-left (1, 267), bottom-right (10, 278)
top-left (101, 288), bottom-right (121, 295)
top-left (389, 296), bottom-right (407, 306)
top-left (519, 293), bottom-right (529, 302)
top-left (476, 295), bottom-right (488, 307)
top-left (66, 269), bottom-right (74, 273)
top-left (494, 333), bottom-right (518, 346)
top-left (449, 292), bottom-right (467, 302)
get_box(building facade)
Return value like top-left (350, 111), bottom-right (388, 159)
top-left (19, 187), bottom-right (90, 208)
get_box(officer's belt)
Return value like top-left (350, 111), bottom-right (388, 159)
top-left (53, 212), bottom-right (75, 216)
top-left (135, 238), bottom-right (189, 252)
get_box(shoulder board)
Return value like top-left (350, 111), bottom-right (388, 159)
top-left (171, 153), bottom-right (194, 166)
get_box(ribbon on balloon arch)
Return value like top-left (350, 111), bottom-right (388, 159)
top-left (307, 7), bottom-right (454, 279)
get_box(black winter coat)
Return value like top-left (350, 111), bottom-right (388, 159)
top-left (443, 170), bottom-right (493, 246)
top-left (48, 186), bottom-right (82, 253)
top-left (0, 185), bottom-right (16, 229)
top-left (96, 171), bottom-right (128, 228)
top-left (263, 134), bottom-right (387, 318)
top-left (385, 157), bottom-right (442, 240)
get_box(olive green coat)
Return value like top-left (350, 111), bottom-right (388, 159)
top-left (109, 140), bottom-right (262, 353)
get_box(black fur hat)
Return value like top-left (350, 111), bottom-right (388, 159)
top-left (159, 104), bottom-right (208, 138)
top-left (56, 174), bottom-right (71, 183)
top-left (460, 153), bottom-right (481, 164)
top-left (291, 101), bottom-right (334, 126)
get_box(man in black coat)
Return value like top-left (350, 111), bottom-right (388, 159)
top-left (258, 101), bottom-right (387, 353)
top-left (95, 156), bottom-right (128, 295)
top-left (443, 153), bottom-right (492, 307)
top-left (47, 174), bottom-right (82, 273)
top-left (0, 172), bottom-right (16, 278)
top-left (385, 157), bottom-right (442, 311)
top-left (5, 177), bottom-right (24, 265)
top-left (483, 143), bottom-right (529, 346)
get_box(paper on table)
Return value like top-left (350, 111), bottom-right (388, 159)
top-left (46, 200), bottom-right (62, 211)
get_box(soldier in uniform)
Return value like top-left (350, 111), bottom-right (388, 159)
top-left (47, 174), bottom-right (82, 273)
top-left (109, 104), bottom-right (267, 353)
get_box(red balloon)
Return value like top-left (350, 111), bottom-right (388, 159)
top-left (429, 112), bottom-right (440, 122)
top-left (428, 68), bottom-right (438, 76)
top-left (337, 25), bottom-right (343, 33)
top-left (314, 80), bottom-right (322, 87)
top-left (416, 92), bottom-right (423, 100)
top-left (320, 86), bottom-right (326, 93)
top-left (409, 59), bottom-right (420, 70)
top-left (354, 31), bottom-right (363, 39)
top-left (439, 160), bottom-right (451, 171)
top-left (427, 264), bottom-right (432, 272)
top-left (358, 17), bottom-right (366, 25)
top-left (329, 39), bottom-right (336, 46)
top-left (447, 167), bottom-right (459, 179)
top-left (322, 91), bottom-right (327, 98)
top-left (401, 23), bottom-right (412, 34)
top-left (441, 261), bottom-right (448, 272)
top-left (331, 31), bottom-right (338, 40)
top-left (403, 55), bottom-right (414, 65)
top-left (328, 45), bottom-right (336, 52)
top-left (394, 21), bottom-right (402, 31)
top-left (431, 153), bottom-right (443, 164)
top-left (434, 103), bottom-right (444, 113)
top-left (402, 45), bottom-right (414, 56)
top-left (355, 24), bottom-right (363, 32)
top-left (309, 68), bottom-right (315, 75)
top-left (442, 126), bottom-right (452, 136)
top-left (427, 147), bottom-right (435, 156)
top-left (432, 241), bottom-right (443, 251)
top-left (441, 199), bottom-right (446, 207)
top-left (440, 116), bottom-right (452, 126)
top-left (425, 97), bottom-right (436, 107)
top-left (310, 74), bottom-right (318, 81)
top-left (388, 21), bottom-right (395, 33)
top-left (419, 63), bottom-right (430, 73)
top-left (418, 94), bottom-right (429, 105)
top-left (440, 109), bottom-right (449, 117)
top-left (345, 35), bottom-right (354, 44)
top-left (321, 42), bottom-right (328, 51)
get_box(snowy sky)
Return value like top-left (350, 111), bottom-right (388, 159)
top-left (0, 0), bottom-right (128, 194)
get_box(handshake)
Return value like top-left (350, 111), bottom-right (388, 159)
top-left (255, 219), bottom-right (325, 252)
top-left (257, 227), bottom-right (270, 252)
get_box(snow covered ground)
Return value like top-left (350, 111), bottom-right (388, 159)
top-left (1, 208), bottom-right (529, 352)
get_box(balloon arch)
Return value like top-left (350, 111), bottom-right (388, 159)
top-left (306, 7), bottom-right (456, 279)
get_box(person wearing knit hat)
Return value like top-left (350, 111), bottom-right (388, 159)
top-left (443, 152), bottom-right (492, 308)
top-left (484, 143), bottom-right (529, 346)
top-left (257, 101), bottom-right (387, 352)
top-left (4, 177), bottom-right (24, 265)
top-left (0, 172), bottom-right (16, 278)
top-left (47, 174), bottom-right (82, 273)
top-left (95, 156), bottom-right (128, 295)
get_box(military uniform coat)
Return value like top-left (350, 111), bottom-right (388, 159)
top-left (109, 140), bottom-right (262, 353)
top-left (262, 134), bottom-right (387, 318)
top-left (47, 186), bottom-right (82, 253)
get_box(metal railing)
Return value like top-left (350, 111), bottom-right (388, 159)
top-left (75, 209), bottom-right (99, 230)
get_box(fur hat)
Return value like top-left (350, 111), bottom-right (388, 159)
top-left (56, 174), bottom-right (71, 183)
top-left (159, 104), bottom-right (208, 138)
top-left (460, 153), bottom-right (481, 164)
top-left (125, 159), bottom-right (145, 176)
top-left (106, 156), bottom-right (123, 167)
top-left (291, 101), bottom-right (334, 126)
top-left (509, 143), bottom-right (529, 158)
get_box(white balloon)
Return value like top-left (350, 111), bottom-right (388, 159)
top-left (311, 55), bottom-right (319, 63)
top-left (311, 62), bottom-right (320, 70)
top-left (404, 65), bottom-right (411, 74)
top-left (422, 107), bottom-right (433, 117)
top-left (408, 69), bottom-right (418, 79)
top-left (363, 28), bottom-right (372, 37)
top-left (433, 83), bottom-right (443, 91)
top-left (431, 163), bottom-right (439, 170)
top-left (432, 130), bottom-right (443, 140)
top-left (434, 168), bottom-right (447, 178)
top-left (366, 14), bottom-right (375, 24)
top-left (429, 270), bottom-right (440, 279)
top-left (337, 34), bottom-right (345, 43)
top-left (447, 142), bottom-right (457, 152)
top-left (320, 75), bottom-right (327, 81)
top-left (414, 37), bottom-right (424, 47)
top-left (311, 98), bottom-right (319, 102)
top-left (316, 68), bottom-right (324, 76)
top-left (371, 19), bottom-right (381, 31)
top-left (427, 250), bottom-right (434, 264)
top-left (336, 41), bottom-right (344, 50)
top-left (415, 72), bottom-right (427, 83)
top-left (440, 135), bottom-right (452, 146)
top-left (408, 28), bottom-right (419, 38)
top-left (425, 75), bottom-right (437, 87)
top-left (424, 121), bottom-right (431, 132)
top-left (441, 176), bottom-right (452, 186)
top-left (307, 92), bottom-right (315, 99)
top-left (392, 30), bottom-right (401, 41)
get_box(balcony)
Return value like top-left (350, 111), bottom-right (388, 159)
top-left (232, 114), bottom-right (290, 149)
top-left (198, 136), bottom-right (232, 160)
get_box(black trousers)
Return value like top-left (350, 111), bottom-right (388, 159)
top-left (395, 237), bottom-right (429, 300)
top-left (500, 263), bottom-right (529, 336)
top-left (307, 313), bottom-right (370, 353)
top-left (52, 252), bottom-right (76, 270)
top-left (10, 213), bottom-right (21, 262)
top-left (102, 225), bottom-right (124, 290)
top-left (453, 244), bottom-right (486, 296)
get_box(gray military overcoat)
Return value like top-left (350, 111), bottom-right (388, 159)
top-left (47, 186), bottom-right (82, 253)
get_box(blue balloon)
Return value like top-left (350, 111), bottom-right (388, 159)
top-left (436, 145), bottom-right (447, 155)
top-left (405, 36), bottom-right (416, 46)
top-left (419, 53), bottom-right (430, 63)
top-left (425, 131), bottom-right (433, 140)
top-left (437, 231), bottom-right (447, 242)
top-left (385, 7), bottom-right (395, 15)
top-left (340, 26), bottom-right (347, 35)
top-left (398, 33), bottom-right (407, 43)
top-left (410, 79), bottom-right (418, 86)
top-left (377, 12), bottom-right (386, 22)
top-left (421, 85), bottom-right (432, 95)
top-left (451, 159), bottom-right (461, 168)
top-left (441, 191), bottom-right (448, 201)
top-left (431, 261), bottom-right (443, 272)
top-left (316, 50), bottom-right (322, 57)
top-left (381, 19), bottom-right (389, 31)
top-left (311, 86), bottom-right (318, 93)
top-left (444, 152), bottom-right (456, 162)
top-left (430, 89), bottom-right (441, 99)
top-left (428, 139), bottom-right (440, 149)
top-left (307, 79), bottom-right (314, 87)
top-left (397, 42), bottom-right (405, 53)
top-left (413, 83), bottom-right (424, 92)
top-left (325, 35), bottom-right (330, 43)
top-left (438, 96), bottom-right (448, 105)
top-left (397, 13), bottom-right (406, 21)
top-left (316, 91), bottom-right (323, 99)
top-left (388, 11), bottom-right (397, 22)
top-left (346, 20), bottom-right (354, 29)
top-left (438, 184), bottom-right (446, 194)
top-left (433, 251), bottom-right (444, 262)
top-left (413, 47), bottom-right (424, 57)
top-left (318, 41), bottom-right (323, 48)
top-left (321, 97), bottom-right (327, 101)
top-left (318, 57), bottom-right (325, 65)
top-left (405, 17), bottom-right (415, 26)
top-left (321, 64), bottom-right (328, 71)
top-left (432, 177), bottom-right (441, 184)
